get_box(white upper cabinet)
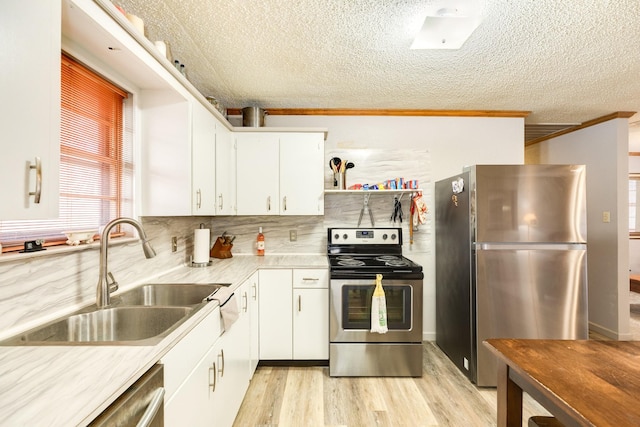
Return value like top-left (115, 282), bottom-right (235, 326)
top-left (140, 90), bottom-right (191, 216)
top-left (236, 133), bottom-right (280, 215)
top-left (140, 91), bottom-right (220, 216)
top-left (215, 126), bottom-right (236, 215)
top-left (192, 101), bottom-right (217, 215)
top-left (280, 133), bottom-right (324, 215)
top-left (236, 132), bottom-right (324, 216)
top-left (0, 0), bottom-right (61, 220)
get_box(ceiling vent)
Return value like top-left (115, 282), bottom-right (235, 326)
top-left (524, 123), bottom-right (578, 144)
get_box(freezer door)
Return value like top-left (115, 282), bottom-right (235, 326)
top-left (473, 164), bottom-right (586, 243)
top-left (474, 245), bottom-right (588, 387)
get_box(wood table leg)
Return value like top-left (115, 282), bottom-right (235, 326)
top-left (497, 361), bottom-right (523, 427)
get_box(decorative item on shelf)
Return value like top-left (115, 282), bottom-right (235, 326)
top-left (19, 239), bottom-right (46, 253)
top-left (64, 230), bottom-right (97, 246)
top-left (210, 233), bottom-right (234, 259)
top-left (125, 13), bottom-right (144, 35)
top-left (242, 107), bottom-right (267, 127)
top-left (153, 40), bottom-right (172, 62)
top-left (344, 177), bottom-right (419, 191)
top-left (329, 157), bottom-right (354, 190)
top-left (205, 96), bottom-right (227, 116)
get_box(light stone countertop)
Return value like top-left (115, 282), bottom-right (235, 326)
top-left (0, 254), bottom-right (327, 427)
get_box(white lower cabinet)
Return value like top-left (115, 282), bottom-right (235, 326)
top-left (258, 269), bottom-right (293, 359)
top-left (293, 288), bottom-right (329, 359)
top-left (161, 267), bottom-right (326, 425)
top-left (259, 268), bottom-right (329, 360)
top-left (164, 337), bottom-right (224, 426)
top-left (163, 284), bottom-right (252, 427)
top-left (247, 272), bottom-right (260, 376)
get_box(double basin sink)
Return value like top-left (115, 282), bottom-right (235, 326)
top-left (0, 283), bottom-right (230, 346)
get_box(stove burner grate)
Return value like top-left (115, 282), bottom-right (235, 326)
top-left (384, 259), bottom-right (410, 267)
top-left (375, 255), bottom-right (400, 261)
top-left (337, 259), bottom-right (365, 266)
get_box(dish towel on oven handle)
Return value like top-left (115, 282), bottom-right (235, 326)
top-left (206, 287), bottom-right (239, 332)
top-left (370, 274), bottom-right (388, 334)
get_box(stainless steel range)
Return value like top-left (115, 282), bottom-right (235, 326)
top-left (328, 227), bottom-right (423, 377)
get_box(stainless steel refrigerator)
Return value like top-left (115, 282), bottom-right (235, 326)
top-left (435, 164), bottom-right (588, 387)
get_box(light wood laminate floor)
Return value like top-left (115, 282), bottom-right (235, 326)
top-left (235, 294), bottom-right (640, 426)
top-left (233, 342), bottom-right (550, 427)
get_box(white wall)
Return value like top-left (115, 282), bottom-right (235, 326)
top-left (267, 114), bottom-right (525, 339)
top-left (525, 119), bottom-right (630, 339)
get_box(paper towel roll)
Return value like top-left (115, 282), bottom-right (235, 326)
top-left (193, 228), bottom-right (210, 264)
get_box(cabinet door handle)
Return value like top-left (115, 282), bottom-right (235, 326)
top-left (28, 157), bottom-right (42, 204)
top-left (283, 196), bottom-right (287, 211)
top-left (243, 291), bottom-right (248, 312)
top-left (218, 193), bottom-right (223, 210)
top-left (218, 349), bottom-right (225, 377)
top-left (197, 189), bottom-right (202, 209)
top-left (267, 196), bottom-right (271, 211)
top-left (298, 295), bottom-right (302, 312)
top-left (252, 282), bottom-right (257, 300)
top-left (209, 362), bottom-right (217, 391)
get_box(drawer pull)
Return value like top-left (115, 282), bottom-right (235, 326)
top-left (218, 349), bottom-right (225, 377)
top-left (243, 291), bottom-right (248, 312)
top-left (302, 277), bottom-right (319, 281)
top-left (209, 362), bottom-right (217, 391)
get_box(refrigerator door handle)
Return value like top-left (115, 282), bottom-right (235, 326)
top-left (475, 243), bottom-right (586, 250)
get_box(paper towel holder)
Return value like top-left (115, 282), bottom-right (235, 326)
top-left (190, 255), bottom-right (212, 268)
top-left (191, 223), bottom-right (212, 268)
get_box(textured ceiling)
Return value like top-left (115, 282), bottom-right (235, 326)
top-left (114, 0), bottom-right (640, 124)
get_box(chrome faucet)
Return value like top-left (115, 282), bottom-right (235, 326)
top-left (96, 217), bottom-right (156, 308)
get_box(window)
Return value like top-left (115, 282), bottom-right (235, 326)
top-left (0, 54), bottom-right (133, 251)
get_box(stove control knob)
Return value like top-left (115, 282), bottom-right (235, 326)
top-left (342, 234), bottom-right (348, 240)
top-left (391, 234), bottom-right (397, 240)
top-left (382, 234), bottom-right (388, 240)
top-left (334, 234), bottom-right (340, 241)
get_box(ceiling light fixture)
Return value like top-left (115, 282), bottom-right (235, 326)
top-left (411, 1), bottom-right (483, 50)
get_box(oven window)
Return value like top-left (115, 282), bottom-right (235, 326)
top-left (341, 285), bottom-right (412, 329)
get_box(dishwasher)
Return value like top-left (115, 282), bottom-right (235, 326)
top-left (89, 364), bottom-right (164, 426)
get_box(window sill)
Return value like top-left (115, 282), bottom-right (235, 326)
top-left (0, 236), bottom-right (140, 264)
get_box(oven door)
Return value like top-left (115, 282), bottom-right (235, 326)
top-left (329, 278), bottom-right (422, 343)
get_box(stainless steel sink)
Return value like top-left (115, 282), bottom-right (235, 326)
top-left (0, 306), bottom-right (196, 346)
top-left (112, 283), bottom-right (230, 307)
top-left (0, 283), bottom-right (230, 346)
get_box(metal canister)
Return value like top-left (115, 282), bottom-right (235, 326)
top-left (242, 107), bottom-right (267, 127)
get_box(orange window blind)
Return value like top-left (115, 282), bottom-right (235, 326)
top-left (0, 54), bottom-right (132, 250)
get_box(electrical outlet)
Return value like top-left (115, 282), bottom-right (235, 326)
top-left (289, 230), bottom-right (297, 242)
top-left (171, 236), bottom-right (178, 252)
top-left (602, 211), bottom-right (611, 223)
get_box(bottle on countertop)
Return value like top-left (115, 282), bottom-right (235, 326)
top-left (257, 227), bottom-right (265, 256)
